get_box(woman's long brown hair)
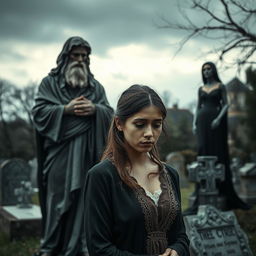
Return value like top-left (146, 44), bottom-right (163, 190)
top-left (101, 84), bottom-right (167, 189)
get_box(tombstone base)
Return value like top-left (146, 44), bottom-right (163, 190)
top-left (0, 205), bottom-right (42, 241)
top-left (189, 194), bottom-right (227, 211)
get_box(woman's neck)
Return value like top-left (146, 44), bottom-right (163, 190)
top-left (204, 77), bottom-right (218, 87)
top-left (127, 149), bottom-right (150, 167)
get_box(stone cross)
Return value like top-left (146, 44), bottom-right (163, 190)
top-left (14, 181), bottom-right (37, 208)
top-left (188, 156), bottom-right (225, 196)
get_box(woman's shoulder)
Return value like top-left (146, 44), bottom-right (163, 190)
top-left (87, 159), bottom-right (118, 179)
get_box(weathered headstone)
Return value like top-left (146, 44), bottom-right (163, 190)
top-left (184, 205), bottom-right (253, 256)
top-left (188, 156), bottom-right (226, 210)
top-left (0, 159), bottom-right (31, 206)
top-left (166, 152), bottom-right (188, 188)
top-left (0, 159), bottom-right (41, 240)
top-left (239, 162), bottom-right (256, 204)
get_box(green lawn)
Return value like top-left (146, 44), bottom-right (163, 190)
top-left (0, 232), bottom-right (39, 256)
top-left (0, 186), bottom-right (255, 255)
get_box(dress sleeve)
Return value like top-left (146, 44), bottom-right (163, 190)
top-left (166, 166), bottom-right (190, 256)
top-left (84, 165), bottom-right (148, 256)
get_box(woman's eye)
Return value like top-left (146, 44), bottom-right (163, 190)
top-left (134, 123), bottom-right (144, 128)
top-left (153, 123), bottom-right (162, 128)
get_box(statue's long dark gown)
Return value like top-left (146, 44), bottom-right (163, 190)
top-left (186, 85), bottom-right (249, 214)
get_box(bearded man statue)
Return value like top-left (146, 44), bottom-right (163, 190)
top-left (32, 36), bottom-right (113, 256)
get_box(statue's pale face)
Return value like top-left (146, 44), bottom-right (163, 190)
top-left (65, 46), bottom-right (89, 88)
top-left (202, 64), bottom-right (213, 79)
top-left (69, 46), bottom-right (88, 63)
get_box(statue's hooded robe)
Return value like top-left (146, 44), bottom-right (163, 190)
top-left (32, 36), bottom-right (113, 255)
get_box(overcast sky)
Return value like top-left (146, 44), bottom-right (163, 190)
top-left (0, 0), bottom-right (243, 109)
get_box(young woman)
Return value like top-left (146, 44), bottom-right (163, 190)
top-left (185, 61), bottom-right (250, 215)
top-left (84, 85), bottom-right (189, 256)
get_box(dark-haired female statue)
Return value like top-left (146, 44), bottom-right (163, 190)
top-left (184, 62), bottom-right (250, 215)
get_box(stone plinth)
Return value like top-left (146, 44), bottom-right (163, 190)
top-left (0, 205), bottom-right (42, 240)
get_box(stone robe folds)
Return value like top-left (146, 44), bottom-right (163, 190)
top-left (32, 74), bottom-right (113, 255)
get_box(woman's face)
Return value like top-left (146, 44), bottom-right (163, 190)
top-left (116, 105), bottom-right (163, 155)
top-left (202, 64), bottom-right (213, 79)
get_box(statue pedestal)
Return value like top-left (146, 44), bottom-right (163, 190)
top-left (0, 205), bottom-right (42, 240)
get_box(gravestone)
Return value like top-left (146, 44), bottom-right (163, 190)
top-left (188, 156), bottom-right (226, 210)
top-left (0, 159), bottom-right (31, 206)
top-left (0, 180), bottom-right (41, 240)
top-left (184, 205), bottom-right (253, 256)
top-left (0, 159), bottom-right (41, 240)
top-left (166, 152), bottom-right (188, 188)
top-left (239, 162), bottom-right (256, 204)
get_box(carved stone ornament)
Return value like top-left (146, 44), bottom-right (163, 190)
top-left (184, 205), bottom-right (253, 256)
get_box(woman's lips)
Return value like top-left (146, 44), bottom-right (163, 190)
top-left (140, 141), bottom-right (154, 146)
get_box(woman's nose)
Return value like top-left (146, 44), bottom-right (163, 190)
top-left (144, 125), bottom-right (153, 137)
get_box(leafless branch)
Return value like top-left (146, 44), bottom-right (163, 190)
top-left (230, 0), bottom-right (256, 14)
top-left (159, 0), bottom-right (256, 69)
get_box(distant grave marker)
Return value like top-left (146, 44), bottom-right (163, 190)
top-left (188, 156), bottom-right (226, 209)
top-left (0, 158), bottom-right (41, 240)
top-left (166, 152), bottom-right (188, 188)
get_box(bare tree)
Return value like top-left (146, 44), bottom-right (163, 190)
top-left (160, 0), bottom-right (256, 69)
top-left (0, 80), bottom-right (14, 157)
top-left (12, 83), bottom-right (37, 126)
top-left (0, 79), bottom-right (37, 159)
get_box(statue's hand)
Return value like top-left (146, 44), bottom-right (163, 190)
top-left (64, 95), bottom-right (86, 115)
top-left (74, 99), bottom-right (96, 116)
top-left (211, 118), bottom-right (220, 129)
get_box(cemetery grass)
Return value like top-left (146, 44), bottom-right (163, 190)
top-left (0, 186), bottom-right (256, 255)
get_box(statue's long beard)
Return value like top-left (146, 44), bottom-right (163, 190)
top-left (65, 61), bottom-right (88, 88)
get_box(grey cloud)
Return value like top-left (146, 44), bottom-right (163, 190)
top-left (111, 72), bottom-right (128, 81)
top-left (0, 49), bottom-right (26, 62)
top-left (0, 0), bottom-right (181, 54)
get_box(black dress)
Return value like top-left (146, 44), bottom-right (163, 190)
top-left (197, 85), bottom-right (229, 163)
top-left (84, 159), bottom-right (190, 256)
top-left (190, 84), bottom-right (249, 212)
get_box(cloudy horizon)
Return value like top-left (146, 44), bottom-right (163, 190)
top-left (0, 0), bottom-right (244, 109)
